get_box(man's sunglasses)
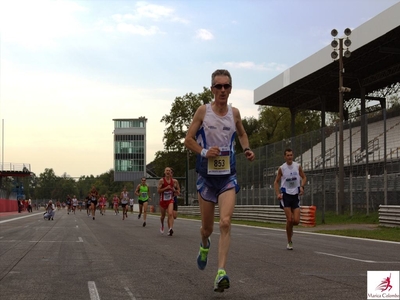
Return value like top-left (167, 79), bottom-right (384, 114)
top-left (212, 84), bottom-right (231, 90)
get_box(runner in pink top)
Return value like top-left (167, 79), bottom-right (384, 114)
top-left (157, 167), bottom-right (176, 236)
top-left (99, 194), bottom-right (107, 215)
top-left (113, 194), bottom-right (120, 215)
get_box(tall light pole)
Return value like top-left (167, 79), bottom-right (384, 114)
top-left (1, 119), bottom-right (4, 171)
top-left (331, 28), bottom-right (352, 215)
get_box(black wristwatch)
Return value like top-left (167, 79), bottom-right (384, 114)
top-left (244, 147), bottom-right (251, 152)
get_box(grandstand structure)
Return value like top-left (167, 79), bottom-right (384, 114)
top-left (0, 163), bottom-right (31, 212)
top-left (187, 3), bottom-right (400, 214)
top-left (251, 3), bottom-right (400, 214)
top-left (298, 113), bottom-right (400, 171)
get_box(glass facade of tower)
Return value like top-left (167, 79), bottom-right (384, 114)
top-left (113, 118), bottom-right (147, 182)
top-left (114, 135), bottom-right (144, 172)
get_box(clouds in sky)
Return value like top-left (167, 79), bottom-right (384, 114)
top-left (106, 1), bottom-right (188, 35)
top-left (1, 0), bottom-right (398, 177)
top-left (196, 29), bottom-right (214, 41)
top-left (0, 0), bottom-right (86, 49)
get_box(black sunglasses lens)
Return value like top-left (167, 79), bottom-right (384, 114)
top-left (213, 84), bottom-right (231, 90)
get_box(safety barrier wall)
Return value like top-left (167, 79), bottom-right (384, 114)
top-left (378, 205), bottom-right (400, 228)
top-left (0, 198), bottom-right (18, 212)
top-left (178, 205), bottom-right (316, 227)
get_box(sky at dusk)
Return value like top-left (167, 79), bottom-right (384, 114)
top-left (1, 0), bottom-right (398, 177)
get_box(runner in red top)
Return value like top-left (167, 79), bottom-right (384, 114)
top-left (99, 194), bottom-right (107, 216)
top-left (113, 194), bottom-right (120, 215)
top-left (157, 167), bottom-right (177, 236)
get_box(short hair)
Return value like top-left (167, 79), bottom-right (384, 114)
top-left (284, 148), bottom-right (293, 155)
top-left (211, 69), bottom-right (232, 86)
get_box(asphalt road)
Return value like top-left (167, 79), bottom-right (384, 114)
top-left (0, 209), bottom-right (399, 300)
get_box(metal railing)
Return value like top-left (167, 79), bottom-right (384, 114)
top-left (379, 205), bottom-right (400, 227)
top-left (0, 162), bottom-right (31, 172)
top-left (178, 205), bottom-right (316, 227)
top-left (180, 205), bottom-right (400, 228)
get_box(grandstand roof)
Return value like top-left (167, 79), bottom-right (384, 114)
top-left (254, 2), bottom-right (400, 113)
top-left (0, 170), bottom-right (31, 177)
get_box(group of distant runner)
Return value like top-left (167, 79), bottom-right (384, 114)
top-left (44, 168), bottom-right (181, 231)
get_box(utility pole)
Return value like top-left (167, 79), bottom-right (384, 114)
top-left (331, 28), bottom-right (352, 214)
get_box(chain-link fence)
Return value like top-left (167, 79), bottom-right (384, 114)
top-left (187, 110), bottom-right (400, 214)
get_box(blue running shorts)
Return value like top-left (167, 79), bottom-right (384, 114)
top-left (196, 174), bottom-right (240, 204)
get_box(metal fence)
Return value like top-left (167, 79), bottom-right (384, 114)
top-left (187, 110), bottom-right (400, 214)
top-left (0, 162), bottom-right (31, 172)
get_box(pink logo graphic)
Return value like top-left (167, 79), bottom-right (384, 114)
top-left (375, 273), bottom-right (393, 292)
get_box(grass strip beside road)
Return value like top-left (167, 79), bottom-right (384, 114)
top-left (314, 227), bottom-right (400, 242)
top-left (178, 211), bottom-right (400, 242)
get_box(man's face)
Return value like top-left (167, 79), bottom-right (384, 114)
top-left (211, 75), bottom-right (231, 102)
top-left (284, 151), bottom-right (293, 164)
top-left (165, 168), bottom-right (172, 176)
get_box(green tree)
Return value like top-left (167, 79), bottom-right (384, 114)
top-left (242, 116), bottom-right (262, 150)
top-left (36, 168), bottom-right (58, 200)
top-left (153, 151), bottom-right (188, 178)
top-left (76, 175), bottom-right (96, 199)
top-left (251, 106), bottom-right (289, 145)
top-left (160, 87), bottom-right (213, 153)
top-left (52, 173), bottom-right (78, 201)
top-left (155, 88), bottom-right (213, 174)
top-left (253, 106), bottom-right (321, 145)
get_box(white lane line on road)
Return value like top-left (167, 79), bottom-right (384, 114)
top-left (296, 230), bottom-right (400, 245)
top-left (315, 251), bottom-right (400, 264)
top-left (0, 213), bottom-right (42, 224)
top-left (124, 287), bottom-right (136, 300)
top-left (88, 281), bottom-right (100, 300)
top-left (29, 237), bottom-right (84, 243)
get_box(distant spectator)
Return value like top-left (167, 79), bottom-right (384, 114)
top-left (28, 199), bottom-right (32, 213)
top-left (43, 200), bottom-right (55, 220)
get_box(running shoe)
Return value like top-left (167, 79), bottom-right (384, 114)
top-left (160, 224), bottom-right (164, 234)
top-left (143, 221), bottom-right (146, 227)
top-left (214, 270), bottom-right (230, 292)
top-left (287, 241), bottom-right (293, 250)
top-left (197, 237), bottom-right (211, 270)
top-left (138, 214), bottom-right (141, 219)
top-left (168, 228), bottom-right (173, 236)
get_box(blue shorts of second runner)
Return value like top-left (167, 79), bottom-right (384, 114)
top-left (279, 193), bottom-right (300, 209)
top-left (196, 174), bottom-right (240, 204)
